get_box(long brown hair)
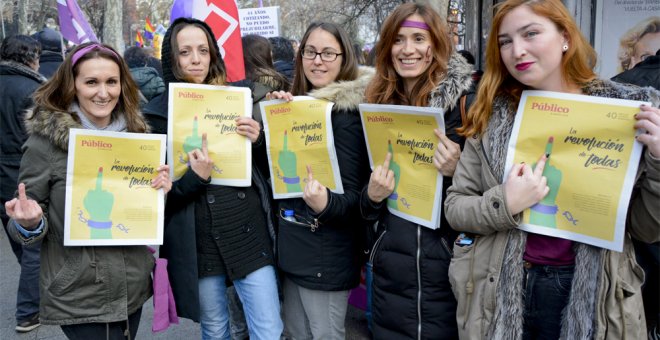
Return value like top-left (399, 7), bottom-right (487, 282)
top-left (459, 0), bottom-right (597, 137)
top-left (242, 34), bottom-right (290, 91)
top-left (31, 42), bottom-right (147, 133)
top-left (365, 3), bottom-right (453, 106)
top-left (167, 19), bottom-right (226, 85)
top-left (291, 22), bottom-right (358, 95)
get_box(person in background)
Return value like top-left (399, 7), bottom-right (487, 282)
top-left (289, 39), bottom-right (300, 59)
top-left (365, 46), bottom-right (377, 67)
top-left (445, 0), bottom-right (660, 339)
top-left (156, 17), bottom-right (283, 340)
top-left (353, 43), bottom-right (366, 65)
top-left (269, 36), bottom-right (295, 82)
top-left (124, 46), bottom-right (165, 105)
top-left (243, 35), bottom-right (290, 95)
top-left (142, 47), bottom-right (164, 77)
top-left (31, 28), bottom-right (64, 78)
top-left (617, 16), bottom-right (660, 72)
top-left (613, 48), bottom-right (660, 90)
top-left (361, 3), bottom-right (474, 338)
top-left (0, 34), bottom-right (46, 334)
top-left (269, 21), bottom-right (373, 340)
top-left (5, 41), bottom-right (172, 339)
top-left (457, 49), bottom-right (483, 83)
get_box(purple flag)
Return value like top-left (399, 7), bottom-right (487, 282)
top-left (170, 0), bottom-right (193, 24)
top-left (57, 0), bottom-right (98, 44)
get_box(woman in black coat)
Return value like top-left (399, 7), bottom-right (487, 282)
top-left (156, 18), bottom-right (282, 339)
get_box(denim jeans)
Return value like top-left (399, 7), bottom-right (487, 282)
top-left (2, 215), bottom-right (40, 322)
top-left (198, 265), bottom-right (282, 340)
top-left (522, 263), bottom-right (575, 340)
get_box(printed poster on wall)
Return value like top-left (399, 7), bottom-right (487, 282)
top-left (168, 83), bottom-right (252, 186)
top-left (505, 91), bottom-right (647, 252)
top-left (594, 0), bottom-right (659, 78)
top-left (359, 104), bottom-right (444, 229)
top-left (260, 96), bottom-right (343, 199)
top-left (64, 129), bottom-right (166, 246)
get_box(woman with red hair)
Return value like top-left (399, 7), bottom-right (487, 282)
top-left (445, 0), bottom-right (660, 339)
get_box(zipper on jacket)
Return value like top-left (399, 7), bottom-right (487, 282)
top-left (369, 226), bottom-right (387, 264)
top-left (416, 225), bottom-right (422, 340)
top-left (279, 209), bottom-right (320, 232)
top-left (440, 236), bottom-right (453, 257)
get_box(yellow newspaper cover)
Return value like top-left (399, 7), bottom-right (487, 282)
top-left (359, 104), bottom-right (444, 229)
top-left (505, 91), bottom-right (647, 252)
top-left (64, 129), bottom-right (166, 246)
top-left (260, 97), bottom-right (343, 199)
top-left (168, 83), bottom-right (252, 186)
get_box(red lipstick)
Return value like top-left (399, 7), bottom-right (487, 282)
top-left (515, 62), bottom-right (534, 71)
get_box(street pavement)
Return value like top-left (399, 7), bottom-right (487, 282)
top-left (1, 228), bottom-right (369, 340)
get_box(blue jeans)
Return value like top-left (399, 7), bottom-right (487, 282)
top-left (522, 263), bottom-right (574, 340)
top-left (198, 265), bottom-right (282, 340)
top-left (2, 216), bottom-right (40, 322)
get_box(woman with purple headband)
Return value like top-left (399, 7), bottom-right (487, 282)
top-left (5, 42), bottom-right (172, 339)
top-left (361, 3), bottom-right (475, 338)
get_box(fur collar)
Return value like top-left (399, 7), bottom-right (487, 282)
top-left (308, 66), bottom-right (374, 111)
top-left (585, 78), bottom-right (660, 106)
top-left (24, 107), bottom-right (83, 151)
top-left (428, 52), bottom-right (474, 111)
top-left (0, 60), bottom-right (47, 83)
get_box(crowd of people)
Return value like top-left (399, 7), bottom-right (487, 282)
top-left (1, 0), bottom-right (659, 339)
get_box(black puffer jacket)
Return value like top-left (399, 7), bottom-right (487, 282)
top-left (0, 60), bottom-right (46, 216)
top-left (360, 52), bottom-right (474, 339)
top-left (277, 67), bottom-right (374, 291)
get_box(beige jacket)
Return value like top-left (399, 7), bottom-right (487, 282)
top-left (444, 80), bottom-right (660, 340)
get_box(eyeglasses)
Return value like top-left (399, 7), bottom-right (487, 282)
top-left (301, 48), bottom-right (342, 62)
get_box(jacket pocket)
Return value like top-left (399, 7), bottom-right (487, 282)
top-left (448, 238), bottom-right (482, 337)
top-left (277, 210), bottom-right (324, 278)
top-left (47, 249), bottom-right (109, 315)
top-left (607, 243), bottom-right (647, 340)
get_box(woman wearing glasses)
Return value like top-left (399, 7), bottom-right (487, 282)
top-left (269, 22), bottom-right (373, 340)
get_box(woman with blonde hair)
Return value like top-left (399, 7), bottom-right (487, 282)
top-left (617, 16), bottom-right (660, 72)
top-left (445, 0), bottom-right (660, 339)
top-left (361, 2), bottom-right (475, 338)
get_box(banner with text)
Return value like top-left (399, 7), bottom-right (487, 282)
top-left (239, 6), bottom-right (280, 37)
top-left (64, 129), bottom-right (166, 246)
top-left (359, 104), bottom-right (444, 229)
top-left (168, 83), bottom-right (252, 186)
top-left (260, 97), bottom-right (343, 199)
top-left (505, 91), bottom-right (647, 252)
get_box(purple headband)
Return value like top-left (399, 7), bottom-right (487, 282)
top-left (401, 20), bottom-right (430, 30)
top-left (71, 43), bottom-right (121, 67)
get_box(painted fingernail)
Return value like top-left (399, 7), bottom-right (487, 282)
top-left (545, 153), bottom-right (550, 158)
